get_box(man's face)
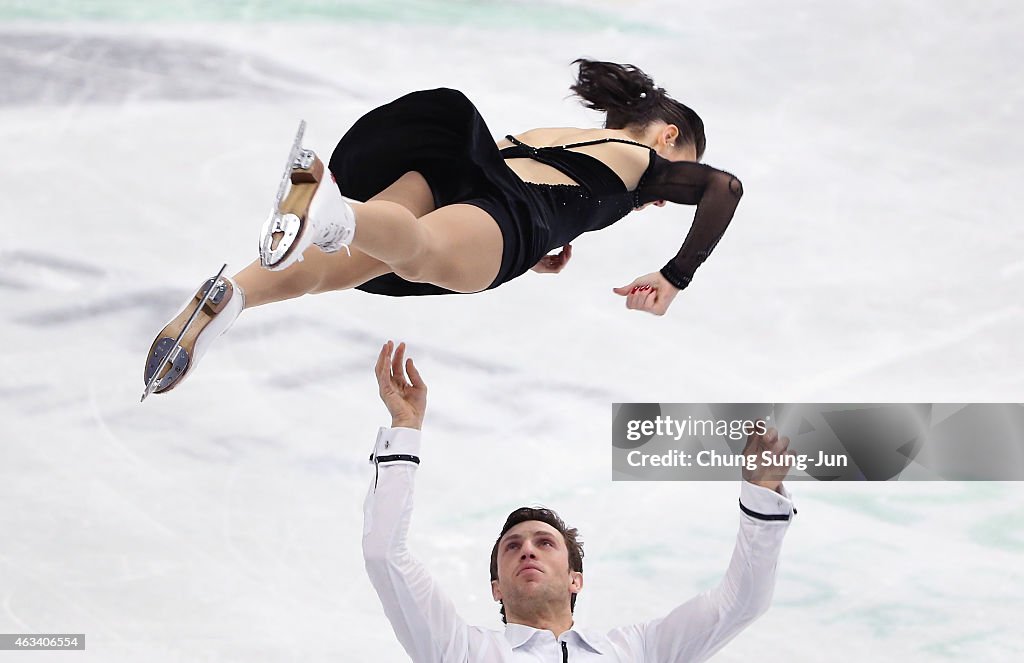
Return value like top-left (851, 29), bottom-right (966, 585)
top-left (490, 520), bottom-right (582, 616)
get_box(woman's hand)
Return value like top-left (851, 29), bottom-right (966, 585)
top-left (375, 340), bottom-right (427, 430)
top-left (612, 272), bottom-right (679, 316)
top-left (531, 244), bottom-right (572, 274)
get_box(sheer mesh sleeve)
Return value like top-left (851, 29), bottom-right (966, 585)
top-left (636, 155), bottom-right (744, 290)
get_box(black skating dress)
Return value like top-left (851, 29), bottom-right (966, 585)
top-left (328, 88), bottom-right (743, 296)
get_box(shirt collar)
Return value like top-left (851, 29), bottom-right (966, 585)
top-left (503, 623), bottom-right (606, 655)
top-left (503, 623), bottom-right (541, 649)
top-left (567, 628), bottom-right (607, 655)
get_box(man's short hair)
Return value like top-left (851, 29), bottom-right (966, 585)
top-left (489, 507), bottom-right (585, 623)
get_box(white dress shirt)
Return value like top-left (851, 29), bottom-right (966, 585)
top-left (363, 427), bottom-right (795, 662)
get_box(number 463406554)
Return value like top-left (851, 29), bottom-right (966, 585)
top-left (13, 636), bottom-right (80, 648)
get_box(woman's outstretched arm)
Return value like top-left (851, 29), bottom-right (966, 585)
top-left (642, 158), bottom-right (744, 291)
top-left (615, 158), bottom-right (743, 315)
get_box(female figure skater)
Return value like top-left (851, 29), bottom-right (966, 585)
top-left (143, 59), bottom-right (743, 396)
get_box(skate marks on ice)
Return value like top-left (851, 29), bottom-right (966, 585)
top-left (0, 252), bottom-right (620, 408)
top-left (0, 249), bottom-right (139, 412)
top-left (15, 288), bottom-right (187, 327)
top-left (0, 249), bottom-right (104, 292)
top-left (1, 249), bottom-right (614, 444)
top-left (0, 31), bottom-right (354, 106)
top-left (0, 251), bottom-right (179, 327)
top-left (0, 250), bottom-right (210, 329)
top-left (230, 314), bottom-right (617, 409)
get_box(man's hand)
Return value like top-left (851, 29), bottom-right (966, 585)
top-left (612, 272), bottom-right (679, 316)
top-left (531, 244), bottom-right (572, 274)
top-left (741, 424), bottom-right (791, 492)
top-left (375, 340), bottom-right (427, 430)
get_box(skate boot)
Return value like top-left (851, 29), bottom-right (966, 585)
top-left (141, 266), bottom-right (244, 400)
top-left (259, 120), bottom-right (356, 271)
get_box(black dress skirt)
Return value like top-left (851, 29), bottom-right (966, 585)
top-left (328, 88), bottom-right (635, 297)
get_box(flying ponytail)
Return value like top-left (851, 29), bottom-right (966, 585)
top-left (570, 58), bottom-right (706, 159)
top-left (570, 59), bottom-right (664, 127)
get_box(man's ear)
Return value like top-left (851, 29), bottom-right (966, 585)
top-left (569, 571), bottom-right (583, 594)
top-left (491, 579), bottom-right (503, 602)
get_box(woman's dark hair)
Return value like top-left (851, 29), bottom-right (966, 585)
top-left (570, 58), bottom-right (706, 160)
top-left (489, 506), bottom-right (584, 623)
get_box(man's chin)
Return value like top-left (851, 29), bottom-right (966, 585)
top-left (505, 585), bottom-right (567, 617)
top-left (514, 578), bottom-right (546, 591)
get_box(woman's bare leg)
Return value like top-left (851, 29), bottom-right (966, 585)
top-left (146, 171), bottom-right (447, 395)
top-left (233, 171), bottom-right (436, 307)
top-left (369, 203), bottom-right (504, 293)
top-left (232, 248), bottom-right (388, 307)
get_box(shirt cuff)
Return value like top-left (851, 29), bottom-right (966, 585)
top-left (369, 427), bottom-right (422, 465)
top-left (739, 480), bottom-right (795, 522)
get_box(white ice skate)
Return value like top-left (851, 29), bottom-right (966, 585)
top-left (141, 266), bottom-right (244, 400)
top-left (258, 120), bottom-right (356, 271)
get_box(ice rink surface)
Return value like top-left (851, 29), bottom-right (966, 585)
top-left (1, 1), bottom-right (1022, 661)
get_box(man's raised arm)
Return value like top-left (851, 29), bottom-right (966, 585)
top-left (610, 426), bottom-right (795, 663)
top-left (362, 341), bottom-right (475, 663)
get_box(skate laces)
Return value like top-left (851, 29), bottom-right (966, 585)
top-left (315, 217), bottom-right (354, 252)
top-left (311, 198), bottom-right (356, 254)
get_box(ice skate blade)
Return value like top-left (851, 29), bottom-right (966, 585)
top-left (260, 149), bottom-right (323, 270)
top-left (143, 338), bottom-right (190, 397)
top-left (142, 272), bottom-right (235, 398)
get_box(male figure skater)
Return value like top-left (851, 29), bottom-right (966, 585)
top-left (364, 341), bottom-right (795, 662)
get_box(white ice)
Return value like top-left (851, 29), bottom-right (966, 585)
top-left (1, 1), bottom-right (1022, 661)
